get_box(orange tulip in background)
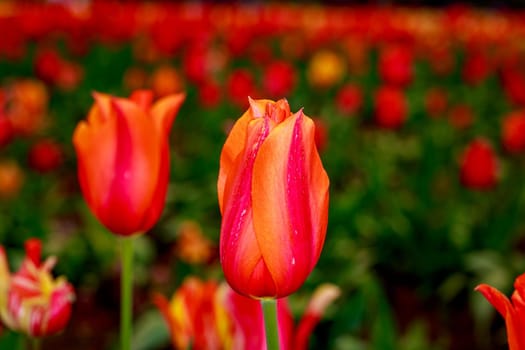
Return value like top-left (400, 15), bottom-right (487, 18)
top-left (73, 90), bottom-right (184, 236)
top-left (0, 238), bottom-right (75, 337)
top-left (153, 277), bottom-right (340, 350)
top-left (476, 272), bottom-right (525, 350)
top-left (217, 97), bottom-right (329, 299)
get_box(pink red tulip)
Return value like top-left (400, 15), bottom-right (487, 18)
top-left (153, 277), bottom-right (340, 350)
top-left (476, 272), bottom-right (525, 350)
top-left (73, 90), bottom-right (185, 236)
top-left (0, 238), bottom-right (75, 337)
top-left (217, 98), bottom-right (329, 298)
top-left (459, 138), bottom-right (499, 190)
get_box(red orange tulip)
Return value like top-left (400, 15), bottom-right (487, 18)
top-left (476, 272), bottom-right (525, 350)
top-left (218, 97), bottom-right (329, 299)
top-left (73, 90), bottom-right (184, 236)
top-left (153, 277), bottom-right (340, 350)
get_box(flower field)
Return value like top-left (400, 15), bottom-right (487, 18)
top-left (1, 2), bottom-right (525, 349)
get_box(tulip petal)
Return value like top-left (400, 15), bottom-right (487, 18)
top-left (475, 283), bottom-right (511, 318)
top-left (151, 93), bottom-right (185, 135)
top-left (252, 111), bottom-right (329, 296)
top-left (217, 111), bottom-right (252, 213)
top-left (129, 90), bottom-right (154, 110)
top-left (101, 98), bottom-right (162, 234)
top-left (218, 98), bottom-right (278, 213)
top-left (220, 117), bottom-right (274, 296)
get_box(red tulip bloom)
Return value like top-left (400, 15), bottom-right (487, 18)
top-left (374, 86), bottom-right (408, 129)
top-left (476, 272), bottom-right (525, 350)
top-left (153, 277), bottom-right (340, 350)
top-left (462, 49), bottom-right (491, 86)
top-left (335, 84), bottom-right (363, 117)
top-left (502, 111), bottom-right (525, 153)
top-left (28, 139), bottom-right (63, 173)
top-left (262, 61), bottom-right (296, 99)
top-left (378, 45), bottom-right (413, 87)
top-left (0, 239), bottom-right (75, 337)
top-left (218, 98), bottom-right (329, 299)
top-left (226, 69), bottom-right (259, 109)
top-left (73, 90), bottom-right (185, 236)
top-left (459, 138), bottom-right (499, 190)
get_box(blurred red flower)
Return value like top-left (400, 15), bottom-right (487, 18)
top-left (28, 139), bottom-right (63, 173)
top-left (336, 84), bottom-right (363, 117)
top-left (226, 69), bottom-right (259, 109)
top-left (374, 86), bottom-right (408, 129)
top-left (262, 61), bottom-right (296, 99)
top-left (460, 138), bottom-right (499, 190)
top-left (462, 49), bottom-right (491, 85)
top-left (501, 111), bottom-right (525, 153)
top-left (424, 88), bottom-right (448, 118)
top-left (379, 45), bottom-right (413, 87)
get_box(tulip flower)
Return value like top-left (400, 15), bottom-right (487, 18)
top-left (0, 238), bottom-right (75, 337)
top-left (374, 86), bottom-right (408, 129)
top-left (73, 90), bottom-right (185, 236)
top-left (378, 45), bottom-right (413, 87)
top-left (475, 272), bottom-right (525, 350)
top-left (502, 111), bottom-right (525, 153)
top-left (217, 97), bottom-right (329, 299)
top-left (153, 277), bottom-right (340, 350)
top-left (459, 138), bottom-right (499, 190)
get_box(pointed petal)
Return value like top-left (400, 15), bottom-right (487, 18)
top-left (129, 90), bottom-right (154, 110)
top-left (217, 111), bottom-right (252, 213)
top-left (150, 93), bottom-right (185, 135)
top-left (475, 283), bottom-right (512, 318)
top-left (218, 98), bottom-right (277, 212)
top-left (220, 117), bottom-right (272, 296)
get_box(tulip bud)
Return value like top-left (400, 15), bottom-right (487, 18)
top-left (218, 98), bottom-right (329, 299)
top-left (73, 90), bottom-right (185, 236)
top-left (0, 238), bottom-right (75, 337)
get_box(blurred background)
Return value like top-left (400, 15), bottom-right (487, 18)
top-left (1, 1), bottom-right (525, 349)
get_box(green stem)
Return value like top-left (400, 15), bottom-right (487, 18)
top-left (30, 337), bottom-right (41, 350)
top-left (262, 299), bottom-right (280, 350)
top-left (121, 237), bottom-right (134, 350)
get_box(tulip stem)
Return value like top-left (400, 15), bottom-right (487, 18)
top-left (262, 299), bottom-right (280, 350)
top-left (30, 338), bottom-right (41, 350)
top-left (121, 237), bottom-right (134, 350)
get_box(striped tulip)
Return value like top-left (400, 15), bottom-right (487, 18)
top-left (0, 238), bottom-right (75, 337)
top-left (217, 98), bottom-right (329, 299)
top-left (73, 90), bottom-right (184, 236)
top-left (476, 273), bottom-right (525, 350)
top-left (153, 277), bottom-right (340, 350)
